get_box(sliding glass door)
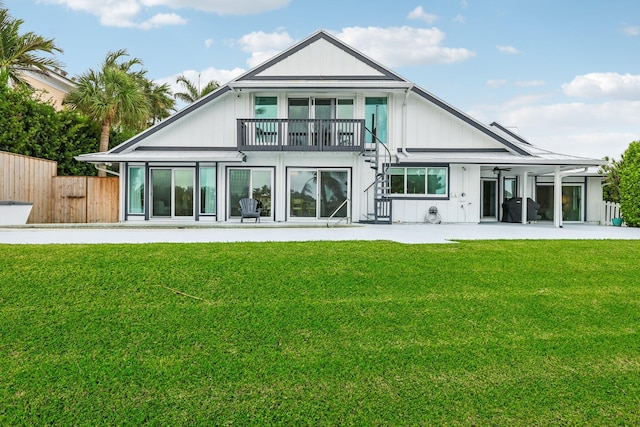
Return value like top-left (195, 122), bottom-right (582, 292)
top-left (535, 184), bottom-right (584, 222)
top-left (287, 98), bottom-right (355, 147)
top-left (150, 168), bottom-right (195, 219)
top-left (228, 168), bottom-right (273, 220)
top-left (289, 169), bottom-right (349, 219)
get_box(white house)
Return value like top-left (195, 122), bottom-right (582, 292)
top-left (77, 30), bottom-right (604, 227)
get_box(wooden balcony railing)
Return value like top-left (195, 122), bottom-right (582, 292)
top-left (238, 118), bottom-right (365, 151)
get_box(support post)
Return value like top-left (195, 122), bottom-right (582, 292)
top-left (554, 166), bottom-right (563, 228)
top-left (521, 170), bottom-right (529, 224)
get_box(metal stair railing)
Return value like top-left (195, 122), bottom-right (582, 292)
top-left (326, 198), bottom-right (351, 228)
top-left (362, 125), bottom-right (393, 224)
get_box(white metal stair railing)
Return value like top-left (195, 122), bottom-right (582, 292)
top-left (326, 198), bottom-right (351, 228)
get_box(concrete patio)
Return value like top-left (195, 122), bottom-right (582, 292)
top-left (1, 222), bottom-right (639, 244)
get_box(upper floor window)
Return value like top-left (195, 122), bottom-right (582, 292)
top-left (388, 166), bottom-right (448, 197)
top-left (287, 98), bottom-right (354, 120)
top-left (365, 97), bottom-right (387, 144)
top-left (255, 96), bottom-right (277, 119)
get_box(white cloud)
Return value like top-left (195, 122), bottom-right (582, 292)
top-left (562, 72), bottom-right (640, 100)
top-left (515, 80), bottom-right (546, 87)
top-left (623, 25), bottom-right (640, 36)
top-left (454, 14), bottom-right (465, 23)
top-left (204, 38), bottom-right (214, 48)
top-left (487, 79), bottom-right (507, 88)
top-left (335, 26), bottom-right (475, 67)
top-left (138, 13), bottom-right (187, 29)
top-left (497, 45), bottom-right (520, 54)
top-left (407, 6), bottom-right (438, 24)
top-left (471, 99), bottom-right (640, 159)
top-left (236, 31), bottom-right (295, 67)
top-left (41, 0), bottom-right (290, 28)
top-left (140, 0), bottom-right (291, 14)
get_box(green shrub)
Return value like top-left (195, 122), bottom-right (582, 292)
top-left (619, 141), bottom-right (640, 227)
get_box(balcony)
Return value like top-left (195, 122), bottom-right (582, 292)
top-left (238, 118), bottom-right (365, 152)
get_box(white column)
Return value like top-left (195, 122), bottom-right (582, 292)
top-left (554, 166), bottom-right (563, 228)
top-left (521, 170), bottom-right (529, 224)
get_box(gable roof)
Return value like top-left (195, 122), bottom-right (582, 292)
top-left (236, 30), bottom-right (405, 82)
top-left (78, 30), bottom-right (599, 165)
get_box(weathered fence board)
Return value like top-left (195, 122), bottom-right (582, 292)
top-left (87, 177), bottom-right (119, 223)
top-left (51, 176), bottom-right (119, 223)
top-left (0, 151), bottom-right (56, 223)
top-left (52, 176), bottom-right (88, 223)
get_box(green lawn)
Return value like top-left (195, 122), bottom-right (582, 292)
top-left (1, 240), bottom-right (639, 426)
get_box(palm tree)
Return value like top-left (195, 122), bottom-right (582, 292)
top-left (64, 50), bottom-right (150, 175)
top-left (143, 80), bottom-right (175, 125)
top-left (599, 154), bottom-right (624, 203)
top-left (174, 74), bottom-right (219, 104)
top-left (0, 3), bottom-right (63, 86)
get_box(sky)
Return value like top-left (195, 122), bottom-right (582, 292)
top-left (5, 0), bottom-right (640, 160)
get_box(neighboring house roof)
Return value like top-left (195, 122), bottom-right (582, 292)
top-left (18, 67), bottom-right (76, 111)
top-left (76, 30), bottom-right (604, 168)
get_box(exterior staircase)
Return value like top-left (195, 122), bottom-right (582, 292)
top-left (362, 128), bottom-right (393, 224)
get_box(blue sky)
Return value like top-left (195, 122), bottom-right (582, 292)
top-left (5, 0), bottom-right (640, 160)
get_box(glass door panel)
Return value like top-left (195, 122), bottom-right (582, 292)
top-left (229, 169), bottom-right (250, 217)
top-left (288, 99), bottom-right (309, 146)
top-left (365, 97), bottom-right (388, 144)
top-left (290, 170), bottom-right (317, 218)
top-left (199, 167), bottom-right (216, 215)
top-left (174, 169), bottom-right (194, 217)
top-left (320, 170), bottom-right (348, 217)
top-left (255, 96), bottom-right (277, 144)
top-left (562, 185), bottom-right (582, 221)
top-left (151, 169), bottom-right (171, 217)
top-left (503, 178), bottom-right (517, 199)
top-left (481, 179), bottom-right (497, 220)
top-left (251, 170), bottom-right (272, 217)
top-left (314, 98), bottom-right (333, 147)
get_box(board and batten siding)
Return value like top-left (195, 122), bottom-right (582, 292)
top-left (255, 38), bottom-right (385, 78)
top-left (405, 95), bottom-right (507, 150)
top-left (136, 94), bottom-right (242, 149)
top-left (0, 151), bottom-right (56, 223)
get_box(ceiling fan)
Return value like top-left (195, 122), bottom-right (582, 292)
top-left (492, 166), bottom-right (512, 175)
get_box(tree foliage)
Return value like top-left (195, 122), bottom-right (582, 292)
top-left (64, 49), bottom-right (150, 155)
top-left (619, 141), bottom-right (640, 227)
top-left (0, 3), bottom-right (63, 86)
top-left (0, 81), bottom-right (107, 176)
top-left (174, 74), bottom-right (219, 104)
top-left (599, 155), bottom-right (623, 203)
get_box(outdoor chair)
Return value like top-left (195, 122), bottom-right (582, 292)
top-left (239, 198), bottom-right (262, 223)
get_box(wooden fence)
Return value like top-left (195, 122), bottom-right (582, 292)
top-left (0, 151), bottom-right (119, 224)
top-left (51, 176), bottom-right (119, 223)
top-left (1, 151), bottom-right (57, 223)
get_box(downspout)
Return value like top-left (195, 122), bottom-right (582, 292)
top-left (94, 164), bottom-right (120, 177)
top-left (401, 85), bottom-right (413, 158)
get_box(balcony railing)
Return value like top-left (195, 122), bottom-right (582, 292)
top-left (238, 118), bottom-right (365, 151)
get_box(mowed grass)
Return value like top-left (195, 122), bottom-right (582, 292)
top-left (1, 240), bottom-right (640, 426)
